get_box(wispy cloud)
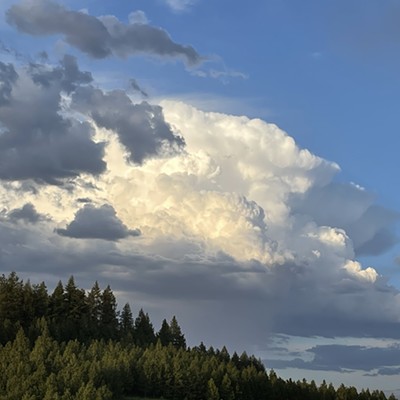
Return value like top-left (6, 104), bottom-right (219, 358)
top-left (163, 0), bottom-right (198, 13)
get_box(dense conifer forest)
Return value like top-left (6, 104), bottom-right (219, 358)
top-left (0, 272), bottom-right (395, 400)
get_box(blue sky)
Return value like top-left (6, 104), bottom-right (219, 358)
top-left (1, 0), bottom-right (400, 394)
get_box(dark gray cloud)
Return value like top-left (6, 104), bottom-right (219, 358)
top-left (0, 62), bottom-right (17, 106)
top-left (375, 367), bottom-right (400, 376)
top-left (72, 86), bottom-right (185, 164)
top-left (0, 57), bottom-right (106, 184)
top-left (7, 0), bottom-right (202, 65)
top-left (8, 203), bottom-right (43, 223)
top-left (56, 204), bottom-right (141, 241)
top-left (29, 54), bottom-right (93, 94)
top-left (355, 228), bottom-right (398, 257)
top-left (290, 183), bottom-right (399, 257)
top-left (267, 344), bottom-right (400, 374)
top-left (271, 272), bottom-right (397, 337)
top-left (76, 197), bottom-right (92, 204)
top-left (130, 78), bottom-right (148, 98)
top-left (347, 206), bottom-right (399, 256)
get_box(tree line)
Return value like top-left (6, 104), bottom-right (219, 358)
top-left (0, 272), bottom-right (184, 347)
top-left (0, 272), bottom-right (396, 400)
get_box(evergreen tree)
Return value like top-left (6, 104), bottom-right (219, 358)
top-left (157, 319), bottom-right (172, 346)
top-left (63, 276), bottom-right (87, 340)
top-left (49, 281), bottom-right (65, 321)
top-left (100, 285), bottom-right (118, 340)
top-left (86, 281), bottom-right (102, 339)
top-left (21, 281), bottom-right (34, 330)
top-left (170, 315), bottom-right (186, 349)
top-left (220, 373), bottom-right (235, 400)
top-left (0, 272), bottom-right (24, 343)
top-left (134, 309), bottom-right (155, 347)
top-left (120, 303), bottom-right (134, 342)
top-left (32, 282), bottom-right (49, 319)
top-left (207, 378), bottom-right (220, 400)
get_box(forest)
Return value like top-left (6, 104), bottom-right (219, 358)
top-left (0, 272), bottom-right (395, 400)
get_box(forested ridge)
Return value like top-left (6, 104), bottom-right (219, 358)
top-left (0, 272), bottom-right (395, 400)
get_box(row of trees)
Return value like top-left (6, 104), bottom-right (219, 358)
top-left (0, 272), bottom-right (185, 346)
top-left (0, 324), bottom-right (268, 400)
top-left (0, 272), bottom-right (396, 400)
top-left (0, 324), bottom-right (394, 400)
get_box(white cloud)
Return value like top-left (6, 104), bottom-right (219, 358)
top-left (128, 10), bottom-right (148, 25)
top-left (163, 0), bottom-right (197, 12)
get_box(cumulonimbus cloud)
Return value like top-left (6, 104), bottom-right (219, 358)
top-left (0, 56), bottom-right (398, 352)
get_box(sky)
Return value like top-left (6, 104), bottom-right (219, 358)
top-left (1, 0), bottom-right (400, 394)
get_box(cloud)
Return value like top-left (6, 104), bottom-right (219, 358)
top-left (267, 343), bottom-right (400, 374)
top-left (71, 87), bottom-right (185, 164)
top-left (7, 203), bottom-right (44, 223)
top-left (0, 56), bottom-right (106, 184)
top-left (7, 0), bottom-right (202, 65)
top-left (163, 0), bottom-right (198, 12)
top-left (130, 78), bottom-right (148, 98)
top-left (128, 11), bottom-right (148, 26)
top-left (0, 55), bottom-right (184, 174)
top-left (56, 204), bottom-right (141, 241)
top-left (0, 62), bottom-right (398, 350)
top-left (290, 183), bottom-right (399, 258)
top-left (29, 54), bottom-right (93, 94)
top-left (0, 61), bottom-right (17, 105)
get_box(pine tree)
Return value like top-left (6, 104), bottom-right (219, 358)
top-left (169, 316), bottom-right (186, 349)
top-left (134, 309), bottom-right (155, 347)
top-left (120, 303), bottom-right (134, 342)
top-left (21, 281), bottom-right (35, 330)
top-left (220, 373), bottom-right (235, 400)
top-left (207, 378), bottom-right (220, 400)
top-left (100, 285), bottom-right (118, 340)
top-left (64, 276), bottom-right (87, 340)
top-left (86, 281), bottom-right (102, 339)
top-left (49, 281), bottom-right (65, 322)
top-left (0, 273), bottom-right (23, 319)
top-left (32, 282), bottom-right (49, 319)
top-left (157, 319), bottom-right (172, 346)
top-left (0, 273), bottom-right (24, 343)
